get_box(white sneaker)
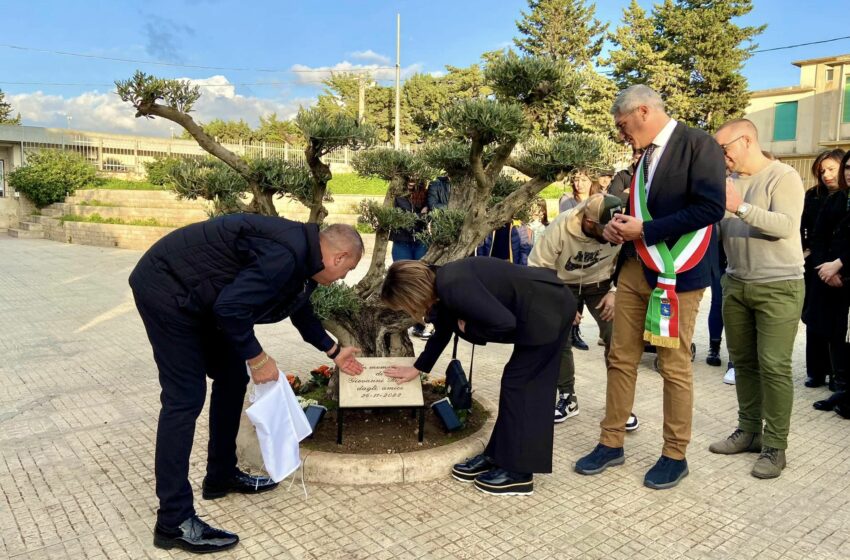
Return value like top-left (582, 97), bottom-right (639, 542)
top-left (723, 367), bottom-right (736, 385)
top-left (625, 413), bottom-right (639, 432)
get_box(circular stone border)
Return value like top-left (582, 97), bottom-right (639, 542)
top-left (301, 394), bottom-right (497, 485)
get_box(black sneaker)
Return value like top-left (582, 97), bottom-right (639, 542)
top-left (644, 456), bottom-right (689, 490)
top-left (451, 454), bottom-right (496, 482)
top-left (571, 325), bottom-right (589, 351)
top-left (473, 468), bottom-right (533, 496)
top-left (153, 515), bottom-right (239, 553)
top-left (554, 393), bottom-right (579, 423)
top-left (625, 413), bottom-right (639, 432)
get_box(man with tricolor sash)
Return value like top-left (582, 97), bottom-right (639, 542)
top-left (574, 85), bottom-right (726, 490)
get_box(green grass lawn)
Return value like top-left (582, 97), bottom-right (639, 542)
top-left (538, 182), bottom-right (568, 200)
top-left (80, 177), bottom-right (170, 191)
top-left (60, 213), bottom-right (174, 227)
top-left (328, 174), bottom-right (389, 195)
top-left (77, 173), bottom-right (567, 200)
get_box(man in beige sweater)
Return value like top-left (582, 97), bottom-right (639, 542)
top-left (529, 194), bottom-right (637, 430)
top-left (710, 119), bottom-right (805, 479)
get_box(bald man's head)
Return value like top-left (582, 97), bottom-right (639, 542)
top-left (715, 118), bottom-right (766, 175)
top-left (717, 119), bottom-right (759, 142)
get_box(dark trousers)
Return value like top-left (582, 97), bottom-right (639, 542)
top-left (708, 272), bottom-right (724, 340)
top-left (133, 288), bottom-right (248, 528)
top-left (558, 282), bottom-right (612, 395)
top-left (484, 329), bottom-right (569, 474)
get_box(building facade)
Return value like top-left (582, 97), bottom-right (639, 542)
top-left (745, 54), bottom-right (850, 183)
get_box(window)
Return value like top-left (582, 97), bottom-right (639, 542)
top-left (773, 101), bottom-right (798, 141)
top-left (843, 76), bottom-right (850, 123)
top-left (826, 68), bottom-right (834, 82)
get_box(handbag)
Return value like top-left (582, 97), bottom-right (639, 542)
top-left (445, 334), bottom-right (474, 410)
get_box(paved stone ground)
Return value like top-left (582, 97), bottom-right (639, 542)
top-left (1, 236), bottom-right (849, 560)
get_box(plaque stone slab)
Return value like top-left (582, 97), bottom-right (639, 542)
top-left (339, 357), bottom-right (424, 408)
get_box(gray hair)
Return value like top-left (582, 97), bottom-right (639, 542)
top-left (320, 223), bottom-right (365, 257)
top-left (611, 85), bottom-right (665, 116)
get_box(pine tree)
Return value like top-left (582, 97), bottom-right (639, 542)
top-left (0, 88), bottom-right (22, 125)
top-left (514, 0), bottom-right (606, 66)
top-left (607, 0), bottom-right (764, 132)
top-left (513, 0), bottom-right (616, 136)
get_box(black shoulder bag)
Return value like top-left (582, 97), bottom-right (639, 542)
top-left (445, 334), bottom-right (474, 410)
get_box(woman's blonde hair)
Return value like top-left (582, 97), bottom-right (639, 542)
top-left (381, 260), bottom-right (438, 322)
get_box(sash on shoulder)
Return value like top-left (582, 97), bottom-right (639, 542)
top-left (628, 158), bottom-right (711, 348)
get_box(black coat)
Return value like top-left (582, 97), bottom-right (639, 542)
top-left (414, 257), bottom-right (574, 372)
top-left (129, 214), bottom-right (334, 361)
top-left (389, 195), bottom-right (426, 245)
top-left (608, 168), bottom-right (633, 204)
top-left (801, 184), bottom-right (829, 256)
top-left (617, 122), bottom-right (726, 292)
top-left (808, 189), bottom-right (849, 267)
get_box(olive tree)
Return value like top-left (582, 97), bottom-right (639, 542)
top-left (116, 53), bottom-right (609, 384)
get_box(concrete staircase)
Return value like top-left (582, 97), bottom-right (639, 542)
top-left (9, 189), bottom-right (379, 251)
top-left (7, 219), bottom-right (45, 239)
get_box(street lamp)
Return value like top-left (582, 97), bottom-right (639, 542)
top-left (66, 115), bottom-right (72, 129)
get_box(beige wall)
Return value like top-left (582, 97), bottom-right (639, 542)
top-left (0, 195), bottom-right (35, 230)
top-left (745, 61), bottom-right (850, 156)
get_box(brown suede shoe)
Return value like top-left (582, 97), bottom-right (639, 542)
top-left (751, 447), bottom-right (786, 479)
top-left (709, 429), bottom-right (762, 454)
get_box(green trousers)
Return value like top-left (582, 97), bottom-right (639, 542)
top-left (722, 275), bottom-right (804, 450)
top-left (558, 281), bottom-right (613, 395)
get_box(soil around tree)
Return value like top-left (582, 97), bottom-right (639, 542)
top-left (301, 384), bottom-right (489, 454)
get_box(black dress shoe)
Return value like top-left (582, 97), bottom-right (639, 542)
top-left (805, 376), bottom-right (826, 388)
top-left (451, 454), bottom-right (496, 482)
top-left (202, 469), bottom-right (278, 500)
top-left (571, 325), bottom-right (589, 351)
top-left (835, 404), bottom-right (850, 419)
top-left (813, 391), bottom-right (845, 411)
top-left (153, 515), bottom-right (238, 554)
top-left (473, 468), bottom-right (533, 495)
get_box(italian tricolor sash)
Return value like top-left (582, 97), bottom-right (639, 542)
top-left (629, 162), bottom-right (712, 348)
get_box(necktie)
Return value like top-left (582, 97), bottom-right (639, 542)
top-left (642, 143), bottom-right (656, 183)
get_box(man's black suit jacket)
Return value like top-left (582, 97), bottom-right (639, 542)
top-left (619, 121), bottom-right (726, 292)
top-left (413, 257), bottom-right (574, 373)
top-left (129, 214), bottom-right (334, 361)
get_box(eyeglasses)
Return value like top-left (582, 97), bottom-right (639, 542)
top-left (615, 108), bottom-right (638, 133)
top-left (719, 135), bottom-right (745, 154)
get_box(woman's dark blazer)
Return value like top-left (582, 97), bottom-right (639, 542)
top-left (413, 257), bottom-right (574, 373)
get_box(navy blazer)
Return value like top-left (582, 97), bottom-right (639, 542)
top-left (129, 214), bottom-right (334, 361)
top-left (619, 122), bottom-right (726, 292)
top-left (414, 257), bottom-right (574, 373)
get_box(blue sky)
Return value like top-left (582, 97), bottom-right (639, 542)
top-left (2, 0), bottom-right (849, 135)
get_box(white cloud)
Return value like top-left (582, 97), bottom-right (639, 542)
top-left (290, 61), bottom-right (424, 85)
top-left (349, 49), bottom-right (392, 65)
top-left (9, 76), bottom-right (313, 136)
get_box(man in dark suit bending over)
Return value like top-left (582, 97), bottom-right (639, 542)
top-left (575, 85), bottom-right (725, 489)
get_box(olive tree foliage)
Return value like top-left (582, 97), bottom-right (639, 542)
top-left (115, 71), bottom-right (374, 221)
top-left (368, 52), bottom-right (607, 266)
top-left (115, 55), bottom-right (608, 362)
top-left (343, 53), bottom-right (609, 356)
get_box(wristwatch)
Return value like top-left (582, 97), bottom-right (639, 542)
top-left (735, 202), bottom-right (752, 218)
